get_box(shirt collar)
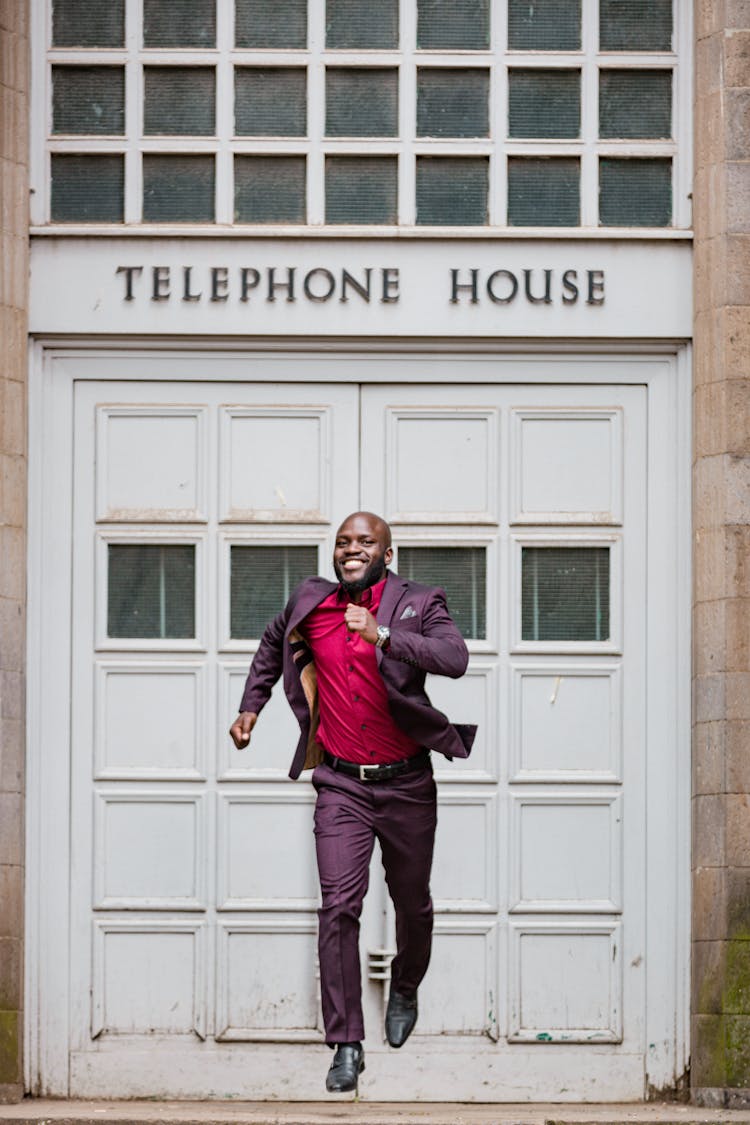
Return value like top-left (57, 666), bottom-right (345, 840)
top-left (336, 574), bottom-right (388, 606)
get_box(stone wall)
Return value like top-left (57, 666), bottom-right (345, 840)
top-left (0, 0), bottom-right (28, 1105)
top-left (692, 0), bottom-right (750, 1108)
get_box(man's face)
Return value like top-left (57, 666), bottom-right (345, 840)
top-left (333, 513), bottom-right (393, 595)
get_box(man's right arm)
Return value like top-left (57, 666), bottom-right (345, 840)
top-left (228, 606), bottom-right (288, 750)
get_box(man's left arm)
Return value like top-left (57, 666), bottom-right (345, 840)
top-left (345, 589), bottom-right (468, 678)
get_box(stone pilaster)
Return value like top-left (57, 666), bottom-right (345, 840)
top-left (692, 0), bottom-right (750, 1108)
top-left (0, 0), bottom-right (28, 1105)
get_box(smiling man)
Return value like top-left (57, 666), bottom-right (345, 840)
top-left (229, 511), bottom-right (476, 1094)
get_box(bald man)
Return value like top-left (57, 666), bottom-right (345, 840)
top-left (230, 512), bottom-right (476, 1093)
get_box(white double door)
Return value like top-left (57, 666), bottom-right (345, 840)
top-left (66, 370), bottom-right (652, 1100)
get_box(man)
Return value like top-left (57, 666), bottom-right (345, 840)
top-left (229, 512), bottom-right (476, 1093)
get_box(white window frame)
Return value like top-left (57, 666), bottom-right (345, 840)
top-left (31, 0), bottom-right (693, 232)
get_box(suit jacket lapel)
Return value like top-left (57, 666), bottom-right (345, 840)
top-left (286, 578), bottom-right (337, 636)
top-left (375, 570), bottom-right (408, 667)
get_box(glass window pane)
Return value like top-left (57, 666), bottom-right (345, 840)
top-left (144, 68), bottom-right (216, 136)
top-left (508, 157), bottom-right (580, 226)
top-left (508, 0), bottom-right (581, 50)
top-left (51, 154), bottom-right (123, 222)
top-left (235, 68), bottom-right (306, 137)
top-left (326, 69), bottom-right (398, 137)
top-left (521, 547), bottom-right (610, 642)
top-left (52, 0), bottom-right (124, 47)
top-left (599, 0), bottom-right (672, 51)
top-left (416, 157), bottom-right (488, 225)
top-left (599, 70), bottom-right (672, 139)
top-left (326, 157), bottom-right (397, 224)
top-left (52, 67), bottom-right (125, 136)
top-left (108, 545), bottom-right (195, 639)
top-left (417, 0), bottom-right (489, 49)
top-left (397, 547), bottom-right (486, 641)
top-left (231, 546), bottom-right (318, 639)
top-left (236, 0), bottom-right (307, 48)
top-left (508, 69), bottom-right (580, 139)
top-left (417, 68), bottom-right (489, 138)
top-left (235, 156), bottom-right (306, 223)
top-left (143, 155), bottom-right (215, 222)
top-left (143, 0), bottom-right (216, 47)
top-left (326, 0), bottom-right (398, 48)
top-left (599, 158), bottom-right (671, 226)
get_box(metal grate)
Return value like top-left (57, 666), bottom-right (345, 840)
top-left (52, 66), bottom-right (125, 136)
top-left (599, 0), bottom-right (672, 51)
top-left (397, 547), bottom-right (486, 640)
top-left (235, 0), bottom-right (308, 48)
top-left (521, 547), bottom-right (610, 642)
top-left (52, 0), bottom-right (124, 47)
top-left (235, 68), bottom-right (307, 137)
top-left (416, 157), bottom-right (488, 225)
top-left (108, 545), bottom-right (195, 639)
top-left (599, 70), bottom-right (672, 139)
top-left (417, 69), bottom-right (489, 138)
top-left (235, 156), bottom-right (306, 223)
top-left (143, 155), bottom-right (215, 222)
top-left (231, 546), bottom-right (318, 639)
top-left (508, 158), bottom-right (580, 227)
top-left (325, 157), bottom-right (398, 224)
top-left (326, 69), bottom-right (398, 138)
top-left (143, 0), bottom-right (216, 47)
top-left (51, 154), bottom-right (124, 221)
top-left (143, 68), bottom-right (216, 136)
top-left (599, 158), bottom-right (672, 227)
top-left (417, 0), bottom-right (489, 50)
top-left (508, 0), bottom-right (581, 51)
top-left (326, 0), bottom-right (398, 48)
top-left (508, 69), bottom-right (581, 139)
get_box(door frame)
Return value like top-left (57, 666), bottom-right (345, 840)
top-left (25, 339), bottom-right (692, 1097)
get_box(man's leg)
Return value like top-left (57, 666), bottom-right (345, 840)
top-left (375, 768), bottom-right (438, 997)
top-left (313, 764), bottom-right (376, 1046)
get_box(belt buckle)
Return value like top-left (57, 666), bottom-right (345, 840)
top-left (359, 763), bottom-right (381, 782)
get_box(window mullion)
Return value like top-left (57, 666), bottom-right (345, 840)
top-left (491, 0), bottom-right (508, 227)
top-left (398, 0), bottom-right (416, 224)
top-left (123, 0), bottom-right (142, 222)
top-left (307, 0), bottom-right (325, 225)
top-left (580, 0), bottom-right (599, 227)
top-left (214, 0), bottom-right (233, 224)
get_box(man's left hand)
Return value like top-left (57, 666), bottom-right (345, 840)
top-left (344, 603), bottom-right (379, 644)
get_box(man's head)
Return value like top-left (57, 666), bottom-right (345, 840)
top-left (333, 511), bottom-right (393, 597)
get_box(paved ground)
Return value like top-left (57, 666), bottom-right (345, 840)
top-left (2, 1102), bottom-right (750, 1125)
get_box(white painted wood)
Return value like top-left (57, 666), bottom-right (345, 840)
top-left (26, 349), bottom-right (688, 1100)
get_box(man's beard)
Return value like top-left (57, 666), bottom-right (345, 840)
top-left (334, 556), bottom-right (387, 597)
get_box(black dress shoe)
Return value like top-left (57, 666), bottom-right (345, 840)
top-left (326, 1043), bottom-right (364, 1093)
top-left (385, 987), bottom-right (418, 1048)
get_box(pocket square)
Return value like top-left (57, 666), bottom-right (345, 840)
top-left (399, 605), bottom-right (417, 620)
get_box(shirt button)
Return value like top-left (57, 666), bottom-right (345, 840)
top-left (348, 664), bottom-right (354, 672)
top-left (353, 694), bottom-right (359, 702)
top-left (361, 723), bottom-right (366, 730)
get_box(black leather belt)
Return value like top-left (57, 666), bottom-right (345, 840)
top-left (323, 749), bottom-right (431, 782)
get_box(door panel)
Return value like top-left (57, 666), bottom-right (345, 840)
top-left (68, 374), bottom-right (648, 1099)
top-left (360, 382), bottom-right (646, 1089)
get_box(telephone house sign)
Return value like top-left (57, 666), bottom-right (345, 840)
top-left (30, 237), bottom-right (692, 337)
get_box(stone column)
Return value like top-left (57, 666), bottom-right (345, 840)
top-left (692, 1), bottom-right (750, 1108)
top-left (0, 0), bottom-right (28, 1105)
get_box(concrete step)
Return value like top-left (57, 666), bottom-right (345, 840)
top-left (2, 1103), bottom-right (750, 1125)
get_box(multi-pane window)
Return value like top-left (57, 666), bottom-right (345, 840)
top-left (45, 0), bottom-right (681, 228)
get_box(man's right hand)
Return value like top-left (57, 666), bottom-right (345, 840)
top-left (229, 711), bottom-right (258, 749)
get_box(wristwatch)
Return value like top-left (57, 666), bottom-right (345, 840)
top-left (375, 625), bottom-right (391, 649)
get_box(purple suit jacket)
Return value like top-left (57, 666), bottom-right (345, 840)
top-left (239, 570), bottom-right (477, 779)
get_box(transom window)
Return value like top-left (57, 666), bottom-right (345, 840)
top-left (44, 0), bottom-right (684, 228)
